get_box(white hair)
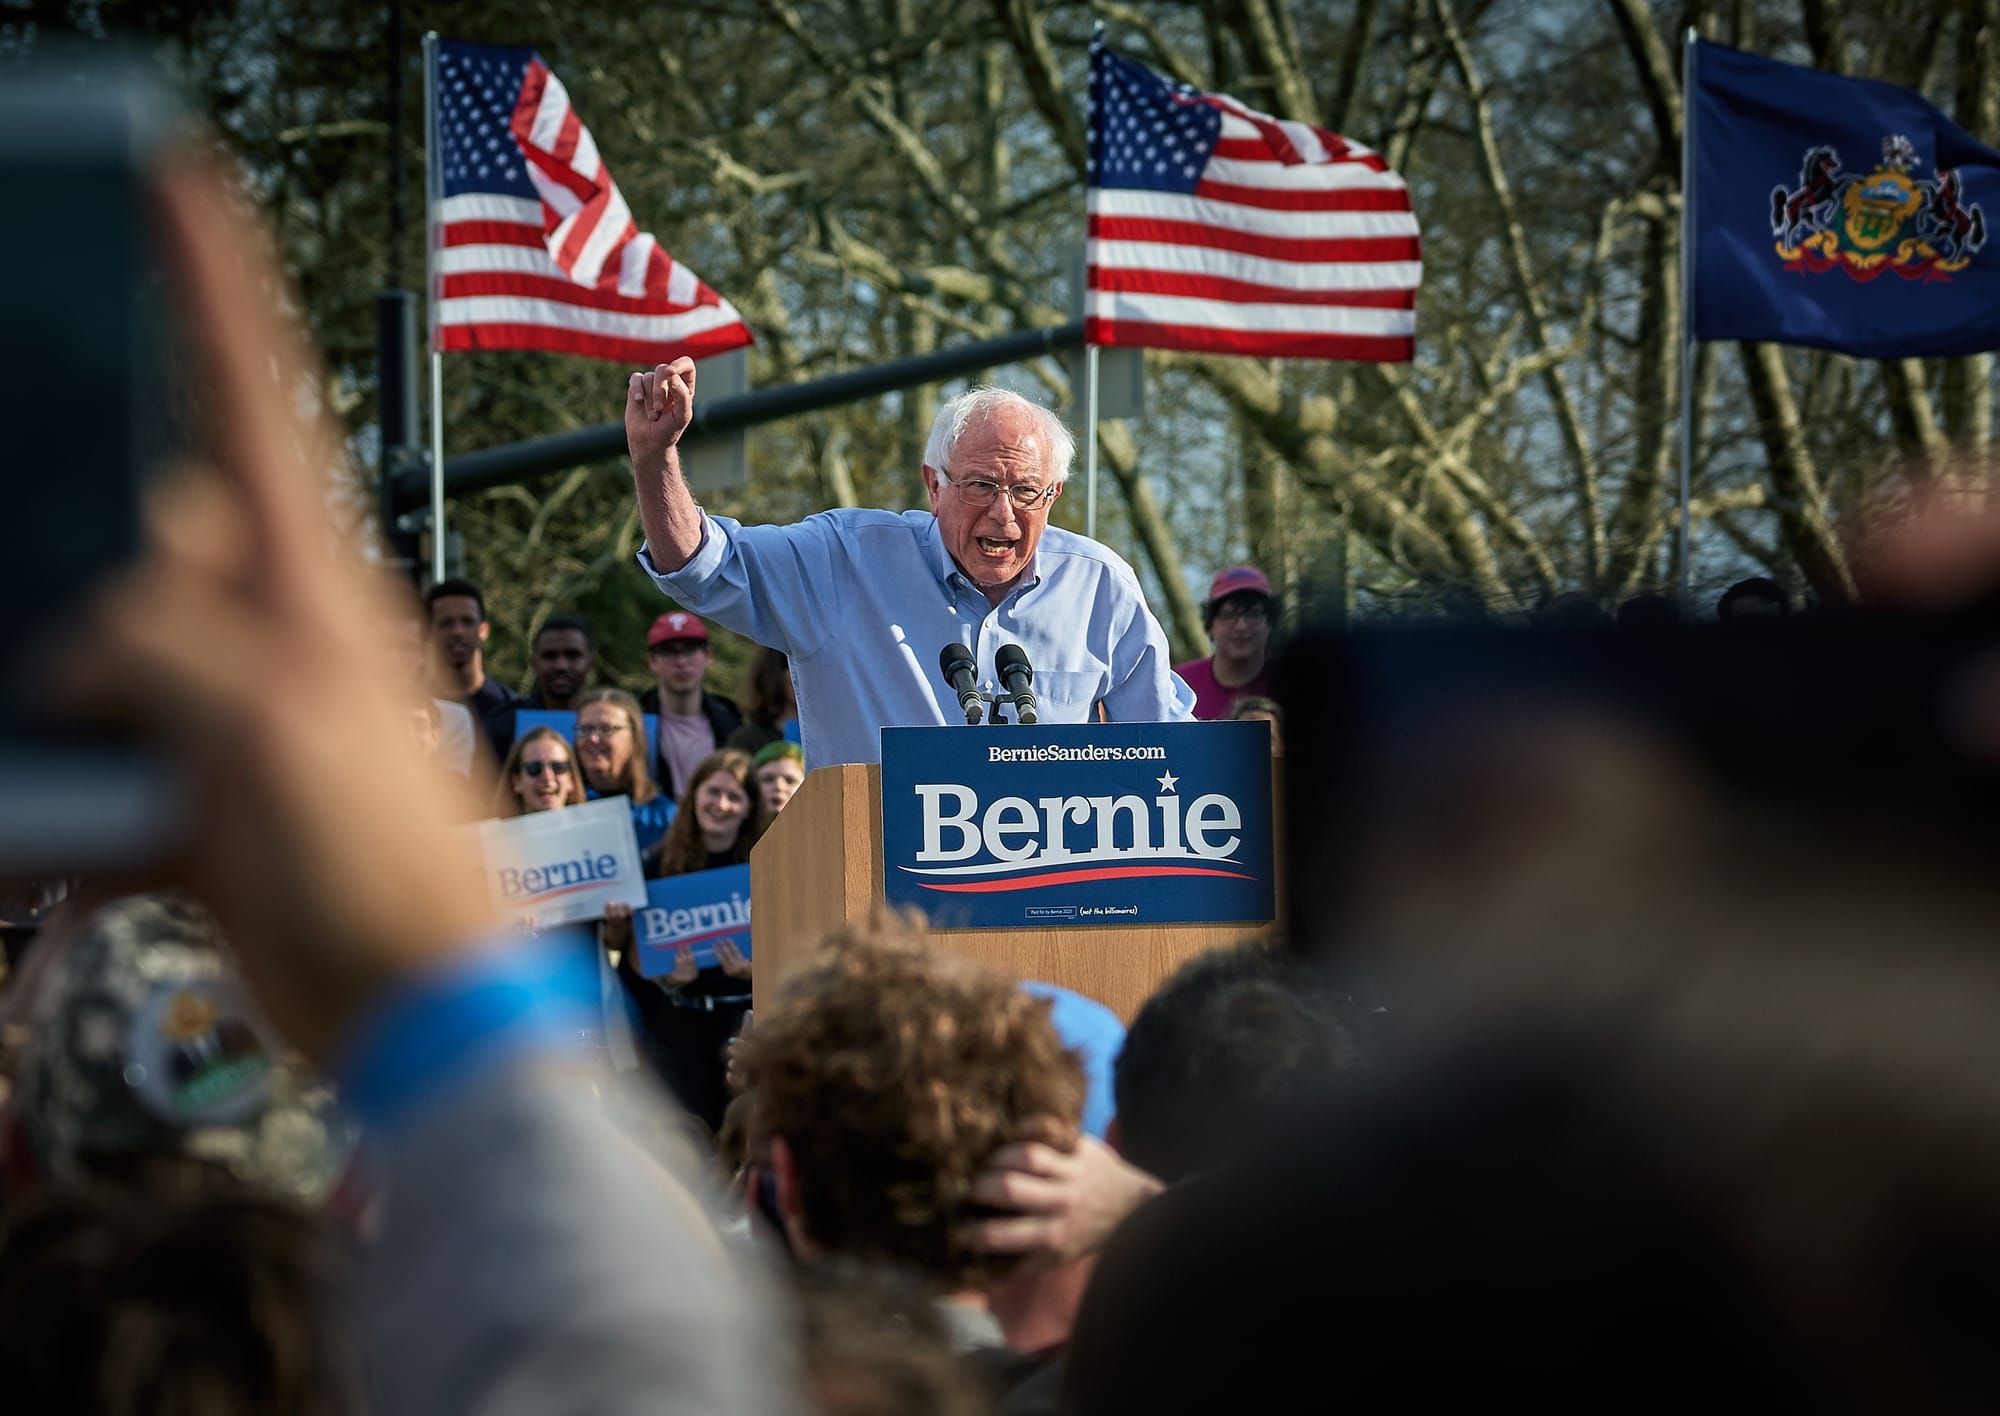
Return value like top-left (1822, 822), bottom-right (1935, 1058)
top-left (922, 386), bottom-right (1077, 488)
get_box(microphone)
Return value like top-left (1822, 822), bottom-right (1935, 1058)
top-left (996, 643), bottom-right (1038, 725)
top-left (938, 643), bottom-right (984, 725)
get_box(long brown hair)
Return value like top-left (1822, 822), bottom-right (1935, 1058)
top-left (740, 646), bottom-right (796, 728)
top-left (650, 749), bottom-right (767, 875)
top-left (490, 726), bottom-right (586, 818)
top-left (575, 688), bottom-right (660, 804)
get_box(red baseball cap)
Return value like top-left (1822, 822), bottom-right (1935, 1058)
top-left (1206, 565), bottom-right (1273, 604)
top-left (647, 610), bottom-right (711, 647)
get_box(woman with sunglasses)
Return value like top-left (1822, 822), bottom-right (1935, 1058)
top-left (603, 749), bottom-right (767, 1133)
top-left (490, 726), bottom-right (585, 817)
top-left (574, 688), bottom-right (675, 853)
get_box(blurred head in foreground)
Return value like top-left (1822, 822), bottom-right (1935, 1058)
top-left (11, 894), bottom-right (351, 1206)
top-left (793, 1260), bottom-right (993, 1416)
top-left (1056, 604), bottom-right (2000, 1410)
top-left (1112, 940), bottom-right (1359, 1182)
top-left (0, 1164), bottom-right (356, 1416)
top-left (738, 911), bottom-right (1084, 1290)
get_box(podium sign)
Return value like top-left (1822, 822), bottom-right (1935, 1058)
top-left (880, 723), bottom-right (1275, 928)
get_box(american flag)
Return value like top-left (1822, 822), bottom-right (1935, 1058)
top-left (1086, 40), bottom-right (1420, 362)
top-left (431, 39), bottom-right (753, 364)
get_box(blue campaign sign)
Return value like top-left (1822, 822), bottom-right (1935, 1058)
top-left (515, 708), bottom-right (660, 770)
top-left (879, 723), bottom-right (1275, 928)
top-left (633, 864), bottom-right (752, 977)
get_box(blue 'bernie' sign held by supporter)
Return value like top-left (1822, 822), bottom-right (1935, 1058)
top-left (632, 866), bottom-right (752, 977)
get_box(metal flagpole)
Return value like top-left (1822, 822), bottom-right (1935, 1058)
top-left (1677, 28), bottom-right (1698, 618)
top-left (423, 31), bottom-right (447, 585)
top-left (1084, 343), bottom-right (1101, 541)
top-left (1083, 20), bottom-right (1105, 544)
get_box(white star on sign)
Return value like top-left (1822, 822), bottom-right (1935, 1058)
top-left (1156, 770), bottom-right (1179, 793)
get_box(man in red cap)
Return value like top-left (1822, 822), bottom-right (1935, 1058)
top-left (1175, 566), bottom-right (1278, 721)
top-left (637, 610), bottom-right (742, 799)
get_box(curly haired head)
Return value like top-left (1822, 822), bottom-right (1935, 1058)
top-left (739, 911), bottom-right (1085, 1289)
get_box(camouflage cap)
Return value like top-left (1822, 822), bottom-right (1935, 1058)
top-left (15, 894), bottom-right (355, 1204)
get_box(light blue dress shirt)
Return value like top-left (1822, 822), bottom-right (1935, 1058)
top-left (638, 508), bottom-right (1194, 767)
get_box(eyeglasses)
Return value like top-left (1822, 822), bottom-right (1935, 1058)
top-left (576, 723), bottom-right (630, 740)
top-left (938, 469), bottom-right (1059, 513)
top-left (520, 759), bottom-right (574, 779)
top-left (1212, 600), bottom-right (1271, 623)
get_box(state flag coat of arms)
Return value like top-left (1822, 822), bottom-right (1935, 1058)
top-left (1691, 39), bottom-right (2000, 358)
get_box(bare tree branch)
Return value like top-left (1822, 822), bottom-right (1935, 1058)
top-left (991, 0), bottom-right (1089, 179)
top-left (1232, 0), bottom-right (1322, 124)
top-left (1432, 0), bottom-right (1608, 586)
top-left (1324, 0), bottom-right (1381, 133)
top-left (1603, 0), bottom-right (1681, 157)
top-left (1098, 2), bottom-right (1206, 87)
top-left (1738, 341), bottom-right (1856, 599)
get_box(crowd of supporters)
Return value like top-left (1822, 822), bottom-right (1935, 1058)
top-left (6, 147), bottom-right (1991, 1416)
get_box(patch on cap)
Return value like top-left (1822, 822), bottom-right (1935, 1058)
top-left (122, 977), bottom-right (275, 1128)
top-left (648, 610), bottom-right (711, 646)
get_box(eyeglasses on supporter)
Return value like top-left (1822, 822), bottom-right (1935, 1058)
top-left (1212, 600), bottom-right (1271, 622)
top-left (576, 723), bottom-right (630, 740)
top-left (938, 468), bottom-right (1059, 512)
top-left (520, 759), bottom-right (574, 778)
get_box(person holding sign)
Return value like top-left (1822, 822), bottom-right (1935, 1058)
top-left (575, 688), bottom-right (676, 854)
top-left (604, 749), bottom-right (768, 1132)
top-left (489, 727), bottom-right (586, 817)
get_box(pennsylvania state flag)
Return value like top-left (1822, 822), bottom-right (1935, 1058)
top-left (1692, 39), bottom-right (2000, 357)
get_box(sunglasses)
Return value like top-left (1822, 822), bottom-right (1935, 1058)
top-left (520, 759), bottom-right (574, 779)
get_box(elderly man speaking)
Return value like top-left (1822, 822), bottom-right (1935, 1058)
top-left (627, 358), bottom-right (1193, 767)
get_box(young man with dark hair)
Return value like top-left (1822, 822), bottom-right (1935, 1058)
top-left (1175, 566), bottom-right (1277, 720)
top-left (423, 578), bottom-right (519, 764)
top-left (526, 614), bottom-right (594, 711)
top-left (637, 610), bottom-right (742, 798)
top-left (1111, 941), bottom-right (1360, 1183)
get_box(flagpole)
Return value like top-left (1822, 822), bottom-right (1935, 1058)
top-left (1677, 28), bottom-right (1698, 619)
top-left (1084, 343), bottom-right (1101, 541)
top-left (1083, 19), bottom-right (1105, 544)
top-left (423, 30), bottom-right (447, 585)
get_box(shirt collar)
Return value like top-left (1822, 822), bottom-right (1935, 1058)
top-left (920, 512), bottom-right (1042, 603)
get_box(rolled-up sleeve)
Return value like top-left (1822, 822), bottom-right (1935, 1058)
top-left (636, 513), bottom-right (847, 660)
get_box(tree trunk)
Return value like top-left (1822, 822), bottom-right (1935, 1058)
top-left (1096, 420), bottom-right (1208, 663)
top-left (1737, 342), bottom-right (1855, 600)
top-left (1433, 0), bottom-right (1607, 588)
top-left (1943, 0), bottom-right (1998, 475)
top-left (1606, 205), bottom-right (1680, 596)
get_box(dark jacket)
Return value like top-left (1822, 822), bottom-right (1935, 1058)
top-left (461, 676), bottom-right (522, 768)
top-left (724, 719), bottom-right (785, 756)
top-left (637, 687), bottom-right (743, 798)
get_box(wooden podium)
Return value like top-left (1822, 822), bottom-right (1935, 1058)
top-left (750, 763), bottom-right (1279, 1021)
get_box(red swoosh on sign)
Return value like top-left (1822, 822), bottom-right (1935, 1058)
top-left (641, 922), bottom-right (748, 950)
top-left (917, 865), bottom-right (1255, 893)
top-left (512, 879), bottom-right (609, 905)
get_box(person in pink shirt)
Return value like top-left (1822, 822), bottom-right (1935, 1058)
top-left (1174, 566), bottom-right (1277, 721)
